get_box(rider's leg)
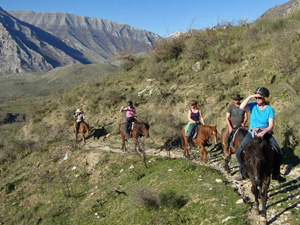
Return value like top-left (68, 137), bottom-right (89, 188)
top-left (186, 123), bottom-right (197, 145)
top-left (76, 122), bottom-right (80, 132)
top-left (235, 133), bottom-right (252, 176)
top-left (269, 137), bottom-right (286, 182)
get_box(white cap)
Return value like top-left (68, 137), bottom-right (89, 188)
top-left (76, 109), bottom-right (81, 113)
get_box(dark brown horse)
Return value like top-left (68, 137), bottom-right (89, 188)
top-left (220, 127), bottom-right (248, 174)
top-left (73, 121), bottom-right (90, 143)
top-left (243, 137), bottom-right (279, 218)
top-left (181, 125), bottom-right (218, 161)
top-left (119, 121), bottom-right (150, 152)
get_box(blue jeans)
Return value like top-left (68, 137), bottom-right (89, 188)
top-left (186, 123), bottom-right (198, 137)
top-left (236, 132), bottom-right (282, 175)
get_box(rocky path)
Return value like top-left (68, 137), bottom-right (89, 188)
top-left (81, 138), bottom-right (299, 225)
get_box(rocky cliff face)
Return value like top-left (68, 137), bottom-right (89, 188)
top-left (9, 10), bottom-right (161, 64)
top-left (0, 8), bottom-right (90, 74)
top-left (260, 0), bottom-right (300, 19)
top-left (0, 8), bottom-right (160, 75)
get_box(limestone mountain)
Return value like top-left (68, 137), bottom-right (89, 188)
top-left (0, 7), bottom-right (90, 74)
top-left (8, 10), bottom-right (161, 64)
top-left (260, 0), bottom-right (300, 19)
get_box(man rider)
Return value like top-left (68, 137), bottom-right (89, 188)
top-left (225, 94), bottom-right (248, 150)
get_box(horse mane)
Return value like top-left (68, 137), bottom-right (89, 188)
top-left (135, 121), bottom-right (150, 130)
top-left (244, 137), bottom-right (267, 162)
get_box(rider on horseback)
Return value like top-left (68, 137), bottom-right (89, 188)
top-left (235, 87), bottom-right (285, 182)
top-left (226, 94), bottom-right (248, 149)
top-left (120, 100), bottom-right (137, 139)
top-left (74, 109), bottom-right (85, 132)
top-left (186, 100), bottom-right (205, 146)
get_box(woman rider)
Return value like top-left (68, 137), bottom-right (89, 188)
top-left (120, 100), bottom-right (137, 139)
top-left (186, 100), bottom-right (205, 145)
top-left (235, 87), bottom-right (285, 182)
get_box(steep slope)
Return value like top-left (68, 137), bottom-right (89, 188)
top-left (260, 0), bottom-right (300, 18)
top-left (9, 10), bottom-right (161, 63)
top-left (0, 8), bottom-right (90, 75)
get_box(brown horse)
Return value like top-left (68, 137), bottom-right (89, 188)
top-left (73, 121), bottom-right (90, 143)
top-left (119, 121), bottom-right (150, 152)
top-left (181, 125), bottom-right (218, 161)
top-left (220, 127), bottom-right (248, 174)
top-left (243, 137), bottom-right (279, 218)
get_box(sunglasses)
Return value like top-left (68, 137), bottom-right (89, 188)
top-left (255, 97), bottom-right (263, 100)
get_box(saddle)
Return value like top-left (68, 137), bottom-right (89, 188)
top-left (121, 122), bottom-right (135, 133)
top-left (229, 127), bottom-right (239, 147)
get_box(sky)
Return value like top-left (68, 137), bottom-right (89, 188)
top-left (1, 0), bottom-right (289, 37)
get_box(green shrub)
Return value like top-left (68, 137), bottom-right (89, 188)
top-left (152, 35), bottom-right (187, 62)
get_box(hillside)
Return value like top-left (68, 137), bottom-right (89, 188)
top-left (261, 0), bottom-right (299, 19)
top-left (2, 6), bottom-right (300, 225)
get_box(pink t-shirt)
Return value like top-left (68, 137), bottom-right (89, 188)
top-left (126, 107), bottom-right (136, 118)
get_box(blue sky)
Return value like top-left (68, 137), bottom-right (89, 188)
top-left (1, 0), bottom-right (289, 37)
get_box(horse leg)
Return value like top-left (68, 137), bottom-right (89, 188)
top-left (200, 144), bottom-right (207, 161)
top-left (181, 134), bottom-right (190, 159)
top-left (75, 132), bottom-right (78, 142)
top-left (251, 184), bottom-right (259, 213)
top-left (225, 156), bottom-right (231, 174)
top-left (121, 135), bottom-right (127, 152)
top-left (82, 133), bottom-right (86, 143)
top-left (260, 178), bottom-right (270, 217)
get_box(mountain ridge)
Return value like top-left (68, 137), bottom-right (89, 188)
top-left (0, 8), bottom-right (160, 75)
top-left (8, 10), bottom-right (160, 63)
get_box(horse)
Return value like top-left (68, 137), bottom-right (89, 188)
top-left (181, 125), bottom-right (218, 161)
top-left (73, 121), bottom-right (90, 143)
top-left (243, 137), bottom-right (280, 218)
top-left (220, 127), bottom-right (248, 174)
top-left (119, 121), bottom-right (150, 153)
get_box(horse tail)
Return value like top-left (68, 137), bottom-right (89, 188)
top-left (181, 127), bottom-right (186, 149)
top-left (86, 123), bottom-right (90, 134)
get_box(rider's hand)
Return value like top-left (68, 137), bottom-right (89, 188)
top-left (229, 127), bottom-right (233, 134)
top-left (257, 132), bottom-right (265, 138)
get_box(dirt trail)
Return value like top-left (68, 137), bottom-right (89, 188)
top-left (81, 138), bottom-right (296, 225)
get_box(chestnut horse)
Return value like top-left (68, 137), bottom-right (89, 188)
top-left (181, 125), bottom-right (218, 161)
top-left (119, 121), bottom-right (150, 153)
top-left (243, 137), bottom-right (279, 218)
top-left (220, 127), bottom-right (248, 174)
top-left (73, 121), bottom-right (90, 143)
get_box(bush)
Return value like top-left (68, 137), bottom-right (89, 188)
top-left (152, 35), bottom-right (187, 62)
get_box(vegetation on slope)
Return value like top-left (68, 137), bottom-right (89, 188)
top-left (0, 148), bottom-right (247, 224)
top-left (2, 10), bottom-right (300, 225)
top-left (19, 12), bottom-right (300, 160)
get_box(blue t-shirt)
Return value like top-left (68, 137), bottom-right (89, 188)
top-left (248, 102), bottom-right (274, 129)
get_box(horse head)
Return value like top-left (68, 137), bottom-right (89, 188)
top-left (244, 137), bottom-right (266, 186)
top-left (135, 122), bottom-right (150, 138)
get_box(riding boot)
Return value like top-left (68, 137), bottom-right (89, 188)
top-left (272, 154), bottom-right (286, 182)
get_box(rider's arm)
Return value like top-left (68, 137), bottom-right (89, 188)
top-left (239, 94), bottom-right (256, 110)
top-left (120, 106), bottom-right (126, 112)
top-left (257, 118), bottom-right (274, 138)
top-left (226, 112), bottom-right (233, 132)
top-left (188, 110), bottom-right (195, 123)
top-left (199, 109), bottom-right (205, 125)
top-left (242, 112), bottom-right (248, 127)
